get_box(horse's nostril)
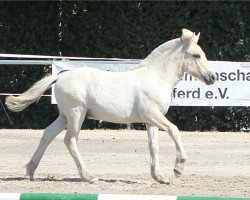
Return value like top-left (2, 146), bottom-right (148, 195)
top-left (211, 75), bottom-right (215, 81)
top-left (209, 74), bottom-right (216, 83)
top-left (205, 73), bottom-right (216, 85)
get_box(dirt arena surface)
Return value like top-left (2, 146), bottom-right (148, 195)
top-left (0, 129), bottom-right (249, 197)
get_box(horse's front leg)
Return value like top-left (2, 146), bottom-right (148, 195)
top-left (146, 124), bottom-right (171, 184)
top-left (146, 108), bottom-right (187, 178)
top-left (167, 123), bottom-right (187, 177)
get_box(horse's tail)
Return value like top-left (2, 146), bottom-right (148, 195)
top-left (5, 75), bottom-right (58, 112)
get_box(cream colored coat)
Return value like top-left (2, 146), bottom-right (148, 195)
top-left (6, 29), bottom-right (215, 184)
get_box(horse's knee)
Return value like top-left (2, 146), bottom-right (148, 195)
top-left (168, 125), bottom-right (181, 139)
top-left (64, 134), bottom-right (70, 146)
top-left (64, 134), bottom-right (76, 150)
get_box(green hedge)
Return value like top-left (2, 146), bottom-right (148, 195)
top-left (0, 1), bottom-right (249, 131)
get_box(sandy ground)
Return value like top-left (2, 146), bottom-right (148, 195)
top-left (0, 129), bottom-right (249, 197)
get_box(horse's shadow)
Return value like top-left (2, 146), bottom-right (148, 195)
top-left (0, 177), bottom-right (139, 184)
top-left (0, 177), bottom-right (26, 181)
top-left (99, 178), bottom-right (138, 184)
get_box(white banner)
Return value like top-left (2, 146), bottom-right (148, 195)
top-left (52, 60), bottom-right (250, 106)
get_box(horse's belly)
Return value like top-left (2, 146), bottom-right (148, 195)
top-left (87, 106), bottom-right (141, 124)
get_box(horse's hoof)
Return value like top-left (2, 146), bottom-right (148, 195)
top-left (90, 177), bottom-right (99, 184)
top-left (174, 169), bottom-right (182, 177)
top-left (153, 175), bottom-right (171, 184)
top-left (174, 157), bottom-right (186, 177)
top-left (158, 179), bottom-right (171, 184)
top-left (81, 172), bottom-right (98, 184)
top-left (24, 175), bottom-right (35, 181)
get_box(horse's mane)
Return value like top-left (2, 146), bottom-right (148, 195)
top-left (132, 38), bottom-right (181, 70)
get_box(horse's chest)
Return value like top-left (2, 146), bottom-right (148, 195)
top-left (138, 90), bottom-right (171, 115)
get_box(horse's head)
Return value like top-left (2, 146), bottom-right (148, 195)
top-left (181, 28), bottom-right (215, 85)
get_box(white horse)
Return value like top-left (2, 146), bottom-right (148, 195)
top-left (6, 29), bottom-right (215, 184)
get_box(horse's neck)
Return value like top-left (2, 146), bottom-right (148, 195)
top-left (134, 38), bottom-right (184, 87)
top-left (148, 59), bottom-right (183, 89)
top-left (138, 44), bottom-right (184, 89)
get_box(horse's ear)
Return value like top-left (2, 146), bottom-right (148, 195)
top-left (181, 29), bottom-right (200, 49)
top-left (181, 28), bottom-right (200, 43)
top-left (181, 28), bottom-right (193, 42)
top-left (194, 32), bottom-right (200, 43)
top-left (182, 32), bottom-right (196, 49)
top-left (188, 33), bottom-right (196, 46)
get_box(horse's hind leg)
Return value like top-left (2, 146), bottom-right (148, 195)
top-left (25, 113), bottom-right (67, 180)
top-left (64, 106), bottom-right (98, 184)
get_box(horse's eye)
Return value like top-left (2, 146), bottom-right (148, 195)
top-left (193, 54), bottom-right (201, 59)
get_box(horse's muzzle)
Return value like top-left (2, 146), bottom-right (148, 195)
top-left (203, 71), bottom-right (216, 85)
